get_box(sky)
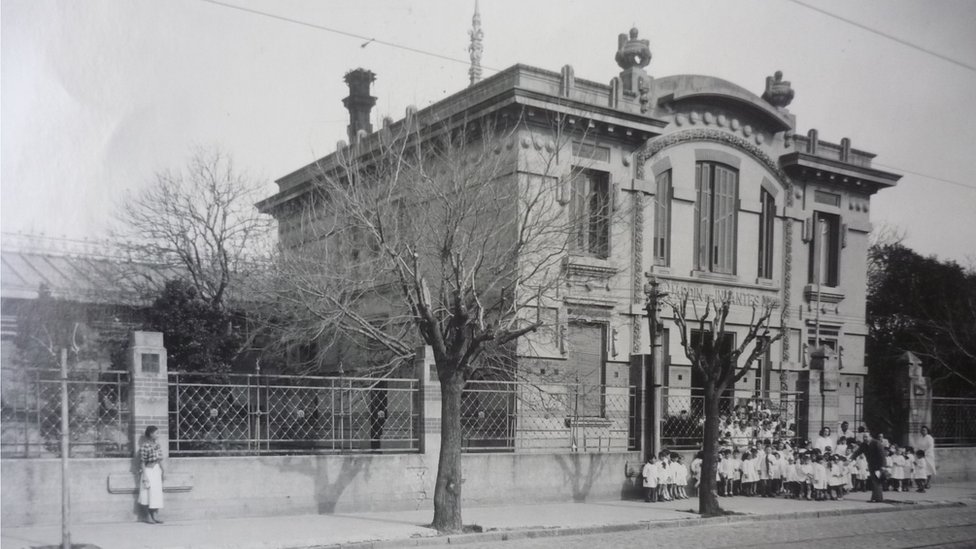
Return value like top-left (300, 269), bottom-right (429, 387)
top-left (3, 0), bottom-right (975, 264)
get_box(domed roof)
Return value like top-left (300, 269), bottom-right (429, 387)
top-left (654, 74), bottom-right (793, 132)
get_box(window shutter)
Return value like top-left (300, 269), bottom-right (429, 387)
top-left (695, 163), bottom-right (712, 270)
top-left (841, 221), bottom-right (848, 248)
top-left (712, 165), bottom-right (738, 274)
top-left (803, 217), bottom-right (813, 243)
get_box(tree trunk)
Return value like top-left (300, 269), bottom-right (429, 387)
top-left (698, 380), bottom-right (723, 516)
top-left (431, 368), bottom-right (464, 533)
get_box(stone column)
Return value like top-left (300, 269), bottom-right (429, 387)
top-left (415, 345), bottom-right (440, 459)
top-left (128, 331), bottom-right (168, 457)
top-left (901, 351), bottom-right (932, 448)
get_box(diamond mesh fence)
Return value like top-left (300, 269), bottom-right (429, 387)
top-left (0, 367), bottom-right (131, 458)
top-left (168, 372), bottom-right (419, 456)
top-left (661, 390), bottom-right (804, 449)
top-left (931, 397), bottom-right (976, 447)
top-left (461, 381), bottom-right (636, 453)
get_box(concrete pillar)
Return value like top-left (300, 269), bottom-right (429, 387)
top-left (901, 351), bottom-right (932, 448)
top-left (128, 331), bottom-right (168, 457)
top-left (415, 345), bottom-right (440, 459)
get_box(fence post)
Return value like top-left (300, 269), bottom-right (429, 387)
top-left (128, 331), bottom-right (169, 458)
top-left (415, 345), bottom-right (440, 459)
top-left (60, 348), bottom-right (70, 549)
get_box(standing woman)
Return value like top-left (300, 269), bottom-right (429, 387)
top-left (917, 425), bottom-right (937, 488)
top-left (139, 425), bottom-right (165, 523)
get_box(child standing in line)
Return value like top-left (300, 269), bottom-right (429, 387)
top-left (902, 447), bottom-right (915, 492)
top-left (800, 453), bottom-right (814, 500)
top-left (732, 450), bottom-right (743, 496)
top-left (855, 453), bottom-right (869, 492)
top-left (673, 454), bottom-right (688, 500)
top-left (812, 454), bottom-right (828, 500)
top-left (642, 455), bottom-right (659, 502)
top-left (913, 450), bottom-right (929, 493)
top-left (785, 456), bottom-right (799, 498)
top-left (690, 451), bottom-right (703, 497)
top-left (890, 446), bottom-right (906, 491)
top-left (742, 451), bottom-right (757, 496)
top-left (657, 451), bottom-right (672, 501)
top-left (828, 455), bottom-right (846, 500)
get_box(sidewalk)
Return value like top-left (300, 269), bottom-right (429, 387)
top-left (5, 481), bottom-right (976, 549)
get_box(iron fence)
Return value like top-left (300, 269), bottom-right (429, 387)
top-left (460, 381), bottom-right (636, 453)
top-left (661, 390), bottom-right (805, 449)
top-left (168, 371), bottom-right (419, 456)
top-left (0, 367), bottom-right (131, 458)
top-left (931, 396), bottom-right (976, 447)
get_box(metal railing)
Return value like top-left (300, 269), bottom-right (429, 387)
top-left (460, 381), bottom-right (636, 453)
top-left (931, 396), bottom-right (976, 447)
top-left (661, 390), bottom-right (805, 449)
top-left (168, 372), bottom-right (419, 456)
top-left (0, 367), bottom-right (131, 458)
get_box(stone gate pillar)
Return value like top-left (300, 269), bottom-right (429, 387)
top-left (900, 351), bottom-right (932, 448)
top-left (799, 347), bottom-right (840, 441)
top-left (128, 331), bottom-right (168, 457)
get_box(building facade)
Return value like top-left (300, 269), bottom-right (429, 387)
top-left (260, 28), bottom-right (899, 446)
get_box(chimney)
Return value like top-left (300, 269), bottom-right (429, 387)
top-left (342, 68), bottom-right (377, 143)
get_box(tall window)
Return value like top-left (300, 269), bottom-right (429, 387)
top-left (757, 188), bottom-right (776, 279)
top-left (695, 162), bottom-right (738, 274)
top-left (571, 169), bottom-right (610, 259)
top-left (808, 211), bottom-right (841, 287)
top-left (567, 322), bottom-right (606, 417)
top-left (653, 170), bottom-right (672, 266)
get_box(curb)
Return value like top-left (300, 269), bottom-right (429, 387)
top-left (292, 500), bottom-right (969, 549)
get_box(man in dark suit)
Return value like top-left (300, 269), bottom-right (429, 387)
top-left (852, 429), bottom-right (887, 502)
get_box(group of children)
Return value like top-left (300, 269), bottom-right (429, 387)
top-left (640, 451), bottom-right (691, 502)
top-left (641, 440), bottom-right (932, 503)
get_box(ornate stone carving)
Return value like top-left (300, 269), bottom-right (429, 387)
top-left (762, 70), bottom-right (794, 109)
top-left (468, 1), bottom-right (484, 85)
top-left (632, 316), bottom-right (642, 354)
top-left (633, 192), bottom-right (645, 304)
top-left (615, 28), bottom-right (652, 70)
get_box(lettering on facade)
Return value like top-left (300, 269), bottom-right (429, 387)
top-left (661, 281), bottom-right (780, 309)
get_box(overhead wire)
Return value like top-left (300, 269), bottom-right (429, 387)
top-left (197, 0), bottom-right (502, 73)
top-left (786, 0), bottom-right (976, 73)
top-left (199, 0), bottom-right (975, 194)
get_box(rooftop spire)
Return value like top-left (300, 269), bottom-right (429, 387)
top-left (468, 0), bottom-right (483, 85)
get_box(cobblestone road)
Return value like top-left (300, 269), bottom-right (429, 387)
top-left (461, 505), bottom-right (976, 549)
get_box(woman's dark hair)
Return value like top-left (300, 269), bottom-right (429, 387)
top-left (920, 425), bottom-right (930, 434)
top-left (144, 425), bottom-right (158, 438)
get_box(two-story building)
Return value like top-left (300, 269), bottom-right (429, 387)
top-left (258, 28), bottom-right (899, 447)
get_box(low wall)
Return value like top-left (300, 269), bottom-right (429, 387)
top-left (1, 451), bottom-right (640, 527)
top-left (932, 447), bottom-right (976, 482)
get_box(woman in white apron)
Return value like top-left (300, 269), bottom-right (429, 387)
top-left (138, 425), bottom-right (164, 523)
top-left (917, 425), bottom-right (937, 488)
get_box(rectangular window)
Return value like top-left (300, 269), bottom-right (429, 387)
top-left (695, 162), bottom-right (738, 274)
top-left (572, 142), bottom-right (611, 163)
top-left (808, 211), bottom-right (841, 287)
top-left (571, 169), bottom-right (610, 259)
top-left (757, 188), bottom-right (776, 279)
top-left (653, 170), bottom-right (672, 266)
top-left (814, 190), bottom-right (841, 207)
top-left (567, 322), bottom-right (606, 418)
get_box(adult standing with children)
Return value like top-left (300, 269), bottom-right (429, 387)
top-left (917, 425), bottom-right (937, 487)
top-left (139, 425), bottom-right (165, 523)
top-left (852, 430), bottom-right (886, 503)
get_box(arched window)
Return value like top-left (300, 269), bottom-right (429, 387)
top-left (653, 170), bottom-right (672, 266)
top-left (695, 162), bottom-right (738, 274)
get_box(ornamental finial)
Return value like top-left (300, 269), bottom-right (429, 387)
top-left (762, 70), bottom-right (795, 109)
top-left (615, 27), bottom-right (651, 70)
top-left (468, 0), bottom-right (484, 85)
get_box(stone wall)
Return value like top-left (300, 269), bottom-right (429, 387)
top-left (1, 451), bottom-right (639, 526)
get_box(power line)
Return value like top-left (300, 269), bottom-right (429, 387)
top-left (786, 0), bottom-right (976, 73)
top-left (873, 162), bottom-right (976, 193)
top-left (197, 0), bottom-right (501, 73)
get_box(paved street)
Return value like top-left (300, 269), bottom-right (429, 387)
top-left (459, 506), bottom-right (976, 549)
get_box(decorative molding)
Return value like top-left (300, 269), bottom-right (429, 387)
top-left (803, 285), bottom-right (846, 305)
top-left (564, 296), bottom-right (617, 310)
top-left (635, 128), bottom-right (795, 208)
top-left (564, 257), bottom-right (619, 280)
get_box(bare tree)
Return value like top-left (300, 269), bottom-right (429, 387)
top-left (263, 113), bottom-right (606, 532)
top-left (116, 147), bottom-right (273, 312)
top-left (667, 292), bottom-right (782, 516)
